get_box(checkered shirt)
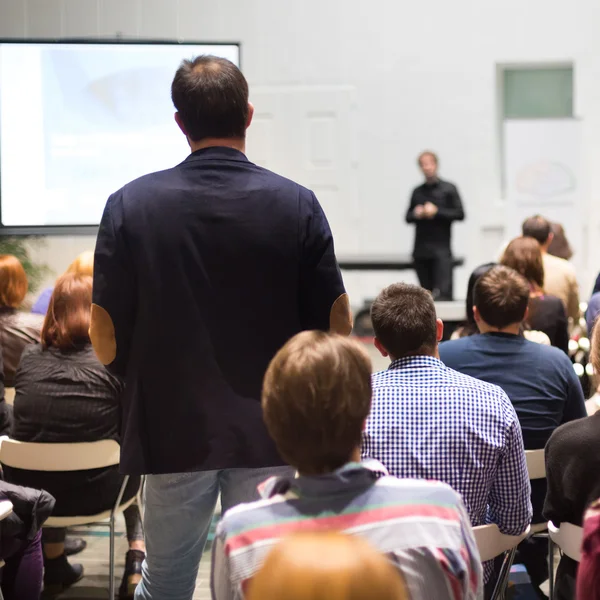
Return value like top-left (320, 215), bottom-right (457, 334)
top-left (362, 355), bottom-right (532, 581)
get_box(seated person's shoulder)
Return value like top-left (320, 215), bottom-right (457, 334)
top-left (548, 412), bottom-right (600, 452)
top-left (15, 310), bottom-right (44, 330)
top-left (376, 475), bottom-right (463, 506)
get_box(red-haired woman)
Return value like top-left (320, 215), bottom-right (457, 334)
top-left (0, 255), bottom-right (44, 387)
top-left (5, 273), bottom-right (145, 598)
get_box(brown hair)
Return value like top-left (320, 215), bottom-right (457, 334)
top-left (371, 283), bottom-right (437, 358)
top-left (501, 236), bottom-right (544, 289)
top-left (262, 331), bottom-right (372, 475)
top-left (0, 255), bottom-right (28, 308)
top-left (66, 251), bottom-right (94, 277)
top-left (547, 222), bottom-right (573, 260)
top-left (42, 273), bottom-right (93, 351)
top-left (171, 55), bottom-right (249, 142)
top-left (522, 215), bottom-right (552, 245)
top-left (473, 266), bottom-right (530, 329)
top-left (247, 531), bottom-right (408, 600)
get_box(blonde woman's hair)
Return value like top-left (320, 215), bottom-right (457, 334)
top-left (247, 531), bottom-right (408, 600)
top-left (66, 251), bottom-right (94, 278)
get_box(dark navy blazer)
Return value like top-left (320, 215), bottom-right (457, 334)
top-left (92, 147), bottom-right (346, 475)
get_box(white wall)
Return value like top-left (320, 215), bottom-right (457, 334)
top-left (1, 0), bottom-right (600, 303)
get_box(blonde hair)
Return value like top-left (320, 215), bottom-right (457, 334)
top-left (262, 331), bottom-right (372, 475)
top-left (247, 532), bottom-right (408, 600)
top-left (66, 251), bottom-right (94, 278)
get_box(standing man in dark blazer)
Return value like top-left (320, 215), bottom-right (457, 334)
top-left (406, 151), bottom-right (465, 300)
top-left (90, 55), bottom-right (351, 600)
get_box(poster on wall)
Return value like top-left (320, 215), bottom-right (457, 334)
top-left (503, 118), bottom-right (582, 268)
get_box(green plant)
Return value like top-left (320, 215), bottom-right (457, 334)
top-left (0, 236), bottom-right (50, 293)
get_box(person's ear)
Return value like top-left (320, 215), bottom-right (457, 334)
top-left (246, 102), bottom-right (254, 130)
top-left (473, 306), bottom-right (481, 323)
top-left (523, 306), bottom-right (529, 322)
top-left (374, 338), bottom-right (389, 358)
top-left (436, 318), bottom-right (444, 342)
top-left (547, 232), bottom-right (555, 247)
top-left (174, 112), bottom-right (188, 137)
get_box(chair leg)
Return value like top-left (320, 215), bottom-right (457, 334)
top-left (490, 546), bottom-right (518, 600)
top-left (548, 538), bottom-right (555, 600)
top-left (109, 513), bottom-right (115, 600)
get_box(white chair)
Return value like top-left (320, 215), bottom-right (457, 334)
top-left (525, 449), bottom-right (548, 534)
top-left (474, 524), bottom-right (530, 600)
top-left (0, 499), bottom-right (13, 600)
top-left (0, 439), bottom-right (135, 599)
top-left (548, 521), bottom-right (583, 599)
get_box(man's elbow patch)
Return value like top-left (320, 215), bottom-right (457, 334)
top-left (330, 293), bottom-right (353, 336)
top-left (90, 303), bottom-right (117, 365)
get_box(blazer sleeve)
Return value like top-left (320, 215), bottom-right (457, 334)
top-left (90, 193), bottom-right (136, 378)
top-left (299, 190), bottom-right (351, 335)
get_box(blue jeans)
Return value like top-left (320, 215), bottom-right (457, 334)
top-left (134, 466), bottom-right (294, 600)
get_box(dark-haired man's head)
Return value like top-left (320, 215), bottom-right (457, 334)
top-left (262, 331), bottom-right (372, 476)
top-left (473, 266), bottom-right (530, 334)
top-left (371, 283), bottom-right (443, 361)
top-left (171, 55), bottom-right (253, 150)
top-left (522, 215), bottom-right (553, 250)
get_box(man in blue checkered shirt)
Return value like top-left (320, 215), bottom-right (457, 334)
top-left (361, 282), bottom-right (532, 590)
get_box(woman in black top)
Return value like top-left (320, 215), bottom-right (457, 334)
top-left (6, 273), bottom-right (145, 599)
top-left (502, 236), bottom-right (569, 353)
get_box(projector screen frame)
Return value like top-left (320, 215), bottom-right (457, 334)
top-left (0, 38), bottom-right (242, 236)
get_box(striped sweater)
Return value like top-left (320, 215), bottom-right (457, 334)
top-left (211, 461), bottom-right (483, 600)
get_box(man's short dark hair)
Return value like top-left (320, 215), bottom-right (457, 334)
top-left (473, 266), bottom-right (530, 329)
top-left (522, 215), bottom-right (552, 245)
top-left (171, 55), bottom-right (249, 142)
top-left (371, 283), bottom-right (438, 358)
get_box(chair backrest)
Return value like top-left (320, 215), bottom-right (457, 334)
top-left (525, 449), bottom-right (546, 480)
top-left (0, 500), bottom-right (13, 521)
top-left (548, 521), bottom-right (583, 562)
top-left (473, 524), bottom-right (530, 562)
top-left (0, 439), bottom-right (121, 472)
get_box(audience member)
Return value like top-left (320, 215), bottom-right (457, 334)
top-left (577, 499), bottom-right (600, 600)
top-left (501, 236), bottom-right (569, 352)
top-left (213, 331), bottom-right (483, 600)
top-left (361, 283), bottom-right (530, 591)
top-left (543, 324), bottom-right (600, 599)
top-left (246, 532), bottom-right (409, 600)
top-left (0, 255), bottom-right (44, 387)
top-left (547, 222), bottom-right (573, 261)
top-left (453, 262), bottom-right (550, 345)
top-left (91, 56), bottom-right (350, 600)
top-left (522, 215), bottom-right (580, 323)
top-left (439, 265), bottom-right (586, 595)
top-left (0, 480), bottom-right (55, 600)
top-left (31, 250), bottom-right (94, 316)
top-left (5, 274), bottom-right (144, 599)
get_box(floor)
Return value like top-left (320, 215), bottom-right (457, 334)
top-left (56, 516), bottom-right (214, 599)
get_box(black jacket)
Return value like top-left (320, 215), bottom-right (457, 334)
top-left (406, 179), bottom-right (464, 258)
top-left (6, 344), bottom-right (138, 516)
top-left (92, 147), bottom-right (348, 475)
top-left (0, 481), bottom-right (55, 559)
top-left (544, 412), bottom-right (600, 526)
